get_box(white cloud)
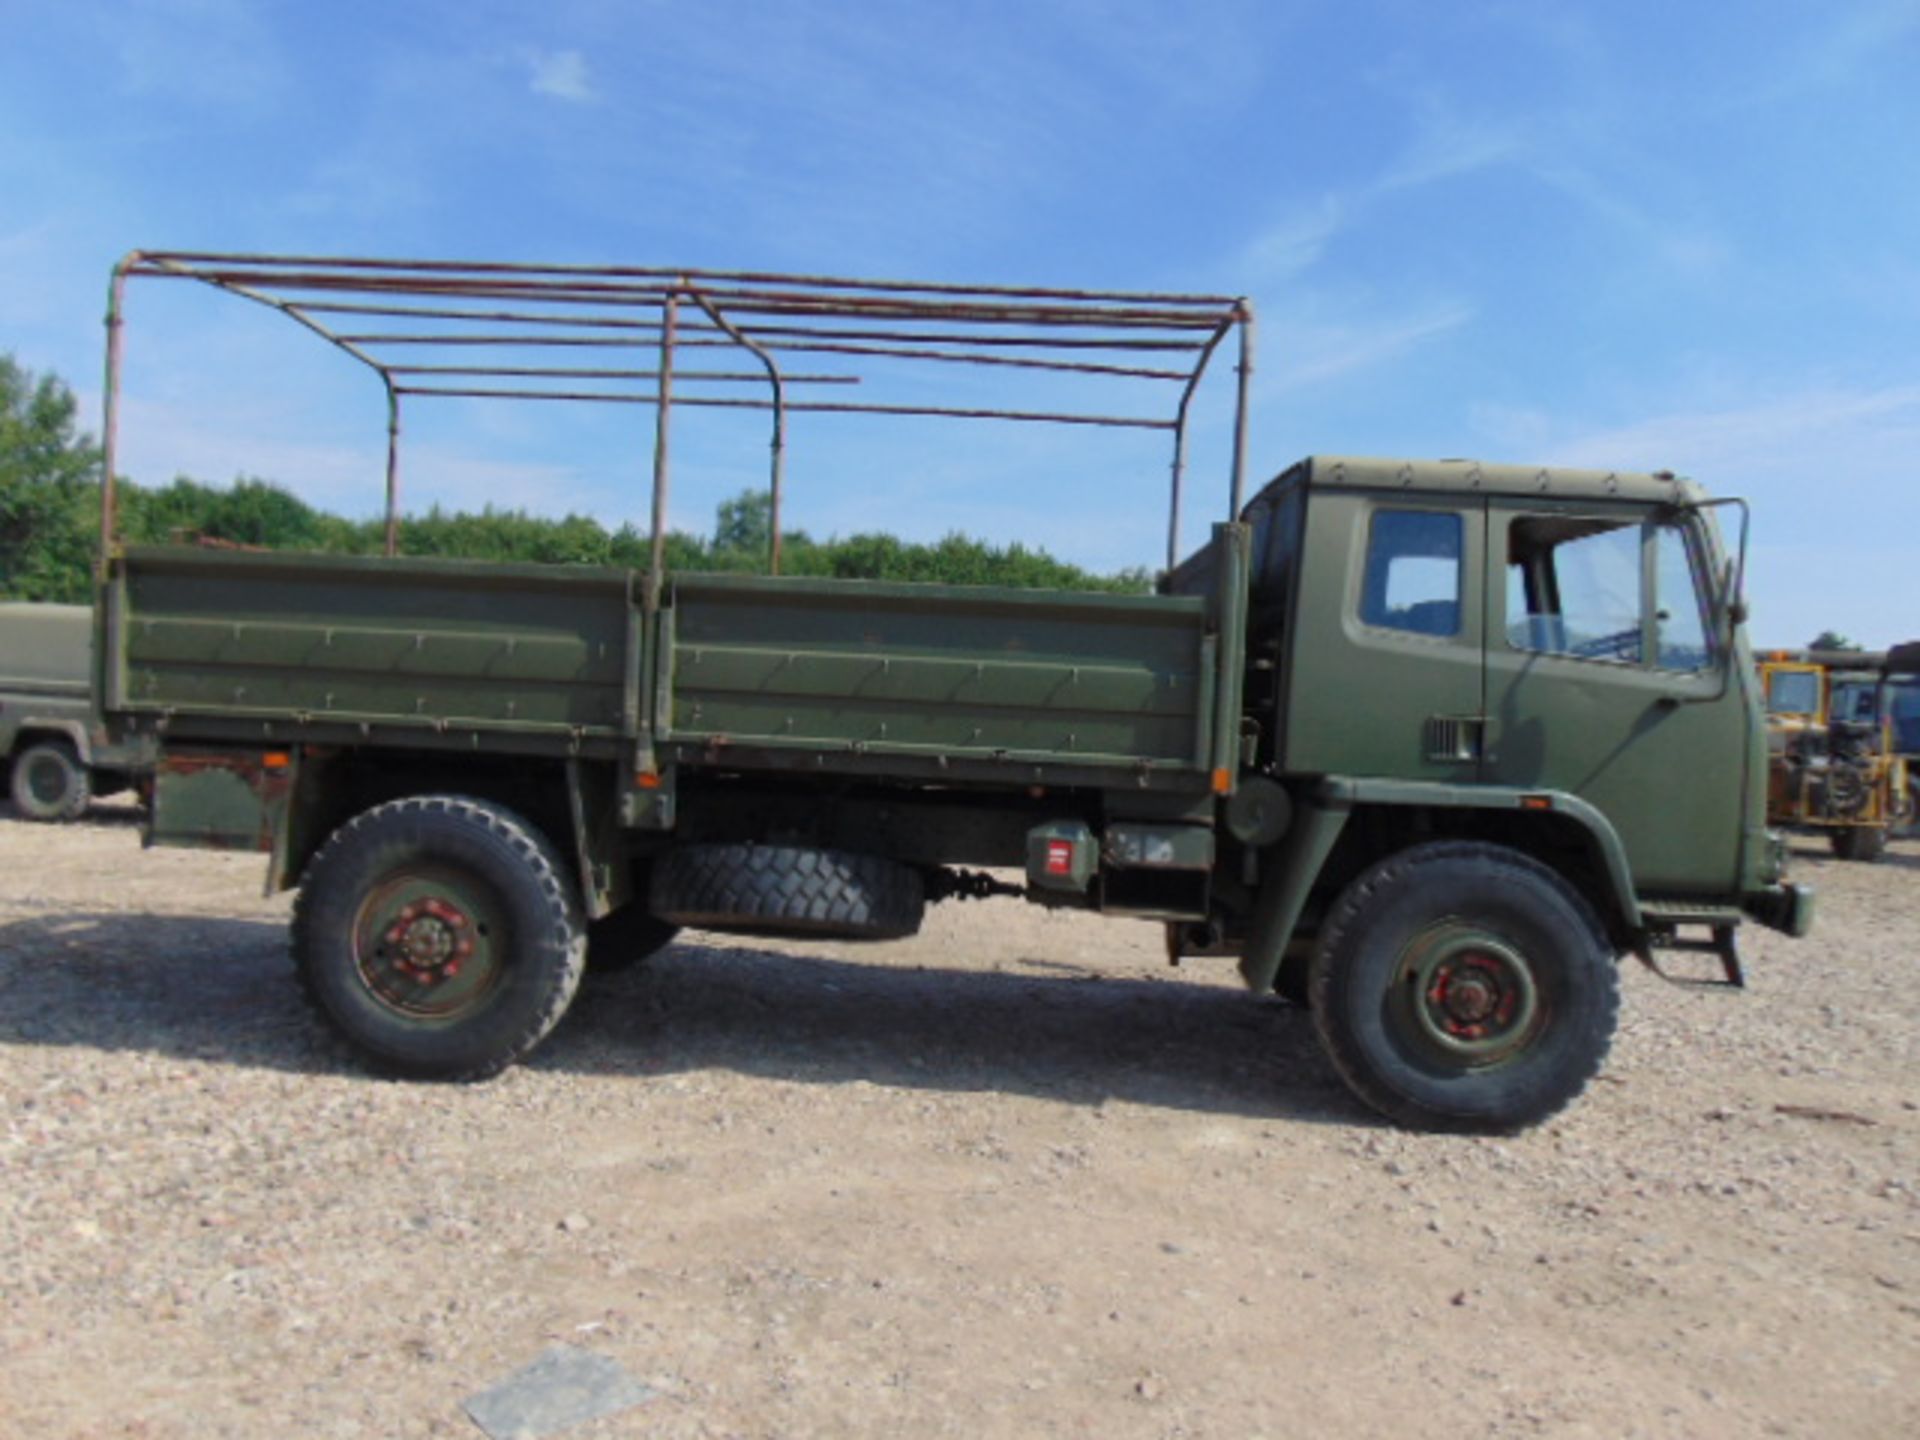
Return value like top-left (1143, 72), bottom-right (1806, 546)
top-left (1378, 114), bottom-right (1524, 194)
top-left (1262, 302), bottom-right (1475, 393)
top-left (1713, 0), bottom-right (1920, 111)
top-left (1238, 60), bottom-right (1731, 292)
top-left (1239, 100), bottom-right (1523, 285)
top-left (1242, 200), bottom-right (1347, 281)
top-left (1539, 383), bottom-right (1920, 479)
top-left (1526, 160), bottom-right (1728, 275)
top-left (102, 0), bottom-right (286, 108)
top-left (526, 49), bottom-right (596, 104)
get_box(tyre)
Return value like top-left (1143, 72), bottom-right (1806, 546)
top-left (291, 795), bottom-right (586, 1079)
top-left (586, 899), bottom-right (680, 974)
top-left (10, 740), bottom-right (90, 822)
top-left (1895, 782), bottom-right (1918, 838)
top-left (1829, 825), bottom-right (1887, 862)
top-left (1310, 840), bottom-right (1620, 1133)
top-left (650, 843), bottom-right (925, 940)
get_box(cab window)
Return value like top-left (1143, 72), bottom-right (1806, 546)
top-left (1766, 670), bottom-right (1821, 716)
top-left (1653, 523), bottom-right (1711, 671)
top-left (1507, 517), bottom-right (1641, 661)
top-left (1360, 509), bottom-right (1461, 636)
top-left (1506, 515), bottom-right (1713, 669)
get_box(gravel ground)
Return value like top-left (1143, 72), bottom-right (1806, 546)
top-left (2, 804), bottom-right (1916, 1439)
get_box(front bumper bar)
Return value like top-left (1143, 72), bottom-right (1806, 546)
top-left (1743, 882), bottom-right (1816, 939)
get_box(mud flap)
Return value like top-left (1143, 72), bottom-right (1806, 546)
top-left (148, 748), bottom-right (299, 896)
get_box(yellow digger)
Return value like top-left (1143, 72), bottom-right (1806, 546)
top-left (1759, 645), bottom-right (1919, 861)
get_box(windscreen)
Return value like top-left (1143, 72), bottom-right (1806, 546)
top-left (1766, 670), bottom-right (1821, 716)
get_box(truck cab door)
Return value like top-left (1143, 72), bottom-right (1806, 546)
top-left (1283, 490), bottom-right (1486, 783)
top-left (1482, 500), bottom-right (1745, 895)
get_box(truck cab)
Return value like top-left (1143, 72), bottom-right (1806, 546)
top-left (1201, 457), bottom-right (1798, 942)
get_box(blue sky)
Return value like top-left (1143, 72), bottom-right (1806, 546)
top-left (3, 1), bottom-right (1917, 645)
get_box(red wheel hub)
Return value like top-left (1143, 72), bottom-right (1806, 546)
top-left (383, 897), bottom-right (476, 982)
top-left (1426, 952), bottom-right (1521, 1040)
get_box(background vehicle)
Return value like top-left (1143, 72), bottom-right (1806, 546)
top-left (0, 601), bottom-right (147, 820)
top-left (89, 253), bottom-right (1810, 1132)
top-left (1760, 648), bottom-right (1918, 860)
top-left (1831, 666), bottom-right (1920, 838)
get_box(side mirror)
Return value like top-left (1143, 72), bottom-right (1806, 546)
top-left (1696, 498), bottom-right (1750, 634)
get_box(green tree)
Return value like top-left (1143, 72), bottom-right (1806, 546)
top-left (713, 488), bottom-right (772, 558)
top-left (123, 475), bottom-right (331, 549)
top-left (1809, 630), bottom-right (1861, 653)
top-left (0, 355), bottom-right (100, 602)
top-left (0, 359), bottom-right (1156, 598)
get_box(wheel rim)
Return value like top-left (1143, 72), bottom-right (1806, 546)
top-left (1390, 922), bottom-right (1545, 1069)
top-left (25, 754), bottom-right (72, 808)
top-left (351, 866), bottom-right (506, 1020)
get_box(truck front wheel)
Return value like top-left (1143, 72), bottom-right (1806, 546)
top-left (9, 739), bottom-right (90, 822)
top-left (291, 795), bottom-right (586, 1079)
top-left (1310, 841), bottom-right (1619, 1133)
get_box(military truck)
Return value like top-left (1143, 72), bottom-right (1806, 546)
top-left (1759, 648), bottom-right (1917, 860)
top-left (87, 253), bottom-right (1811, 1132)
top-left (0, 601), bottom-right (147, 820)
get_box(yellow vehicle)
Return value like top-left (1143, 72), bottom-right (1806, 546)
top-left (1759, 646), bottom-right (1918, 861)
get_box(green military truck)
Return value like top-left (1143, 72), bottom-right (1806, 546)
top-left (88, 254), bottom-right (1811, 1132)
top-left (0, 601), bottom-right (147, 820)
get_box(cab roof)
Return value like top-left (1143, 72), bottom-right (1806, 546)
top-left (1253, 455), bottom-right (1704, 508)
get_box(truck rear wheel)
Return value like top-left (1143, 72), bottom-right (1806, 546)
top-left (1829, 826), bottom-right (1887, 862)
top-left (1310, 841), bottom-right (1619, 1133)
top-left (10, 739), bottom-right (90, 822)
top-left (291, 795), bottom-right (586, 1080)
top-left (651, 843), bottom-right (925, 941)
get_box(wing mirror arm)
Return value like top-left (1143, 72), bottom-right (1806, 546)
top-left (1680, 496), bottom-right (1751, 705)
top-left (1688, 497), bottom-right (1750, 635)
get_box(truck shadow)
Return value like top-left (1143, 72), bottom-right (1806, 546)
top-left (0, 908), bottom-right (325, 1074)
top-left (0, 911), bottom-right (1368, 1126)
top-left (0, 801), bottom-right (145, 827)
top-left (556, 941), bottom-right (1366, 1124)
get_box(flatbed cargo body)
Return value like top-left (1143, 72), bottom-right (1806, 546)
top-left (109, 543), bottom-right (1241, 796)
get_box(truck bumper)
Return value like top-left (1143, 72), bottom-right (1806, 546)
top-left (1743, 882), bottom-right (1815, 939)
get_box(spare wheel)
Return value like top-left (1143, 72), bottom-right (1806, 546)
top-left (650, 843), bottom-right (925, 941)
